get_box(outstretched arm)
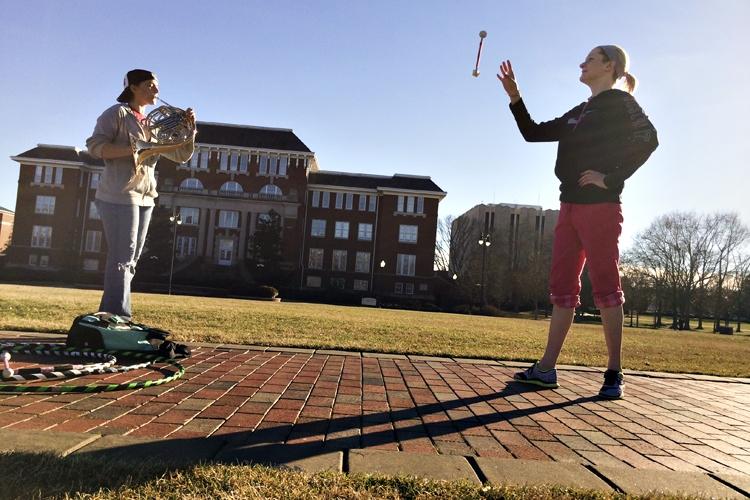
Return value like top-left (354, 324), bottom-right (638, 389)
top-left (497, 60), bottom-right (522, 105)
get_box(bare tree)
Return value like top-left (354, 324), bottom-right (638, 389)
top-left (620, 264), bottom-right (652, 327)
top-left (449, 216), bottom-right (479, 277)
top-left (434, 215), bottom-right (454, 272)
top-left (623, 211), bottom-right (749, 332)
top-left (709, 212), bottom-right (749, 332)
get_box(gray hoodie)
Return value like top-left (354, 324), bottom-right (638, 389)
top-left (86, 103), bottom-right (195, 206)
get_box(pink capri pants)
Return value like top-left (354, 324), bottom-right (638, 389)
top-left (549, 202), bottom-right (625, 309)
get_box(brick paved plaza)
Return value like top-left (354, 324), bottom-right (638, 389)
top-left (2, 333), bottom-right (750, 496)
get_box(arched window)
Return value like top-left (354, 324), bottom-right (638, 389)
top-left (179, 178), bottom-right (204, 190)
top-left (220, 181), bottom-right (243, 193)
top-left (260, 184), bottom-right (282, 196)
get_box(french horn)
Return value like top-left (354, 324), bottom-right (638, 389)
top-left (131, 98), bottom-right (195, 167)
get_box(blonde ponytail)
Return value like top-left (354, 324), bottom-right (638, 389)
top-left (623, 72), bottom-right (638, 94)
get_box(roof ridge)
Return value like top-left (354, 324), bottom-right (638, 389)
top-left (197, 122), bottom-right (293, 133)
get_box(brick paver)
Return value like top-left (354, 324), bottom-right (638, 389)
top-left (1, 335), bottom-right (750, 477)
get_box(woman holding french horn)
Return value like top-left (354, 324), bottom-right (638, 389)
top-left (86, 69), bottom-right (196, 321)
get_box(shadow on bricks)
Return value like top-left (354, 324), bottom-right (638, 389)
top-left (64, 384), bottom-right (599, 468)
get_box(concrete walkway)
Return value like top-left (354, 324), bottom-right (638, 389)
top-left (1, 331), bottom-right (749, 498)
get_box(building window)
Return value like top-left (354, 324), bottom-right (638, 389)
top-left (260, 184), bottom-right (282, 197)
top-left (345, 193), bottom-right (353, 210)
top-left (396, 254), bottom-right (416, 276)
top-left (405, 283), bottom-right (415, 295)
top-left (335, 193), bottom-right (343, 209)
top-left (218, 238), bottom-right (234, 265)
top-left (83, 259), bottom-right (99, 271)
top-left (85, 230), bottom-right (102, 252)
top-left (176, 236), bottom-right (197, 257)
top-left (322, 191), bottom-right (330, 208)
top-left (330, 278), bottom-right (345, 289)
top-left (358, 195), bottom-right (367, 211)
top-left (311, 219), bottom-right (326, 237)
top-left (269, 157), bottom-right (278, 175)
top-left (220, 181), bottom-right (243, 194)
top-left (312, 191), bottom-right (320, 207)
top-left (397, 196), bottom-right (421, 213)
top-left (200, 150), bottom-right (210, 169)
top-left (334, 221), bottom-right (349, 239)
top-left (332, 250), bottom-right (347, 271)
top-left (420, 284), bottom-right (428, 291)
top-left (278, 158), bottom-right (288, 175)
top-left (309, 248), bottom-right (324, 269)
top-left (29, 254), bottom-right (37, 266)
top-left (257, 213), bottom-right (272, 225)
top-left (38, 166), bottom-right (62, 184)
top-left (189, 150), bottom-right (199, 168)
top-left (91, 173), bottom-right (100, 189)
top-left (259, 155), bottom-right (268, 174)
top-left (229, 152), bottom-right (239, 171)
top-left (395, 283), bottom-right (404, 294)
top-left (89, 202), bottom-right (100, 219)
top-left (353, 279), bottom-right (368, 291)
top-left (180, 207), bottom-right (200, 225)
top-left (218, 210), bottom-right (239, 228)
top-left (369, 195), bottom-right (377, 212)
top-left (398, 225), bottom-right (418, 243)
top-left (240, 153), bottom-right (249, 172)
top-left (35, 196), bottom-right (55, 214)
top-left (355, 252), bottom-right (371, 273)
top-left (31, 225), bottom-right (52, 248)
top-left (220, 152), bottom-right (229, 170)
top-left (306, 276), bottom-right (321, 287)
top-left (39, 255), bottom-right (49, 267)
top-left (358, 223), bottom-right (373, 241)
top-left (180, 178), bottom-right (204, 190)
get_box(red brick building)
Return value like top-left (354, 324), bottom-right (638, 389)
top-left (6, 122), bottom-right (446, 302)
top-left (0, 205), bottom-right (14, 253)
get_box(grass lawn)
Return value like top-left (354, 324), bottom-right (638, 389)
top-left (1, 284), bottom-right (748, 378)
top-left (1, 451), bottom-right (705, 500)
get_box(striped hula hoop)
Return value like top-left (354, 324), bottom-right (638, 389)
top-left (0, 343), bottom-right (185, 393)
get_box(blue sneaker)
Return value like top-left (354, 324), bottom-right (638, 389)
top-left (598, 369), bottom-right (624, 399)
top-left (514, 362), bottom-right (559, 389)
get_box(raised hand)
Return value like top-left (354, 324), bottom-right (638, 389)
top-left (496, 60), bottom-right (519, 97)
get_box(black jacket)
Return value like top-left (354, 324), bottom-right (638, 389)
top-left (510, 89), bottom-right (658, 204)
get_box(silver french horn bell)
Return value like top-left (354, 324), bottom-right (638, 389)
top-left (131, 98), bottom-right (195, 167)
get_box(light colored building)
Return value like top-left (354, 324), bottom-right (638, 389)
top-left (453, 203), bottom-right (559, 273)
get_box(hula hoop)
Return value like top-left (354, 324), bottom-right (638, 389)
top-left (0, 343), bottom-right (185, 393)
top-left (2, 343), bottom-right (119, 380)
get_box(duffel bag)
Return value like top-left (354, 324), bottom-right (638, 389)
top-left (66, 312), bottom-right (190, 359)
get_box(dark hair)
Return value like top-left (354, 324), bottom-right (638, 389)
top-left (116, 69), bottom-right (157, 103)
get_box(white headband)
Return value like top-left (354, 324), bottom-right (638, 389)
top-left (599, 45), bottom-right (629, 79)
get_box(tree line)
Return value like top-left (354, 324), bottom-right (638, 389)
top-left (621, 211), bottom-right (749, 332)
top-left (435, 210), bottom-right (750, 330)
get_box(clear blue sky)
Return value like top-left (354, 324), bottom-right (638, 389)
top-left (1, 1), bottom-right (748, 249)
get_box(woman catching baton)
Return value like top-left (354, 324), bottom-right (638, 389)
top-left (497, 46), bottom-right (658, 399)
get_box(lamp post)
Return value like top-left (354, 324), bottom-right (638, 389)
top-left (452, 273), bottom-right (457, 306)
top-left (378, 260), bottom-right (386, 307)
top-left (478, 232), bottom-right (491, 312)
top-left (168, 211), bottom-right (182, 296)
